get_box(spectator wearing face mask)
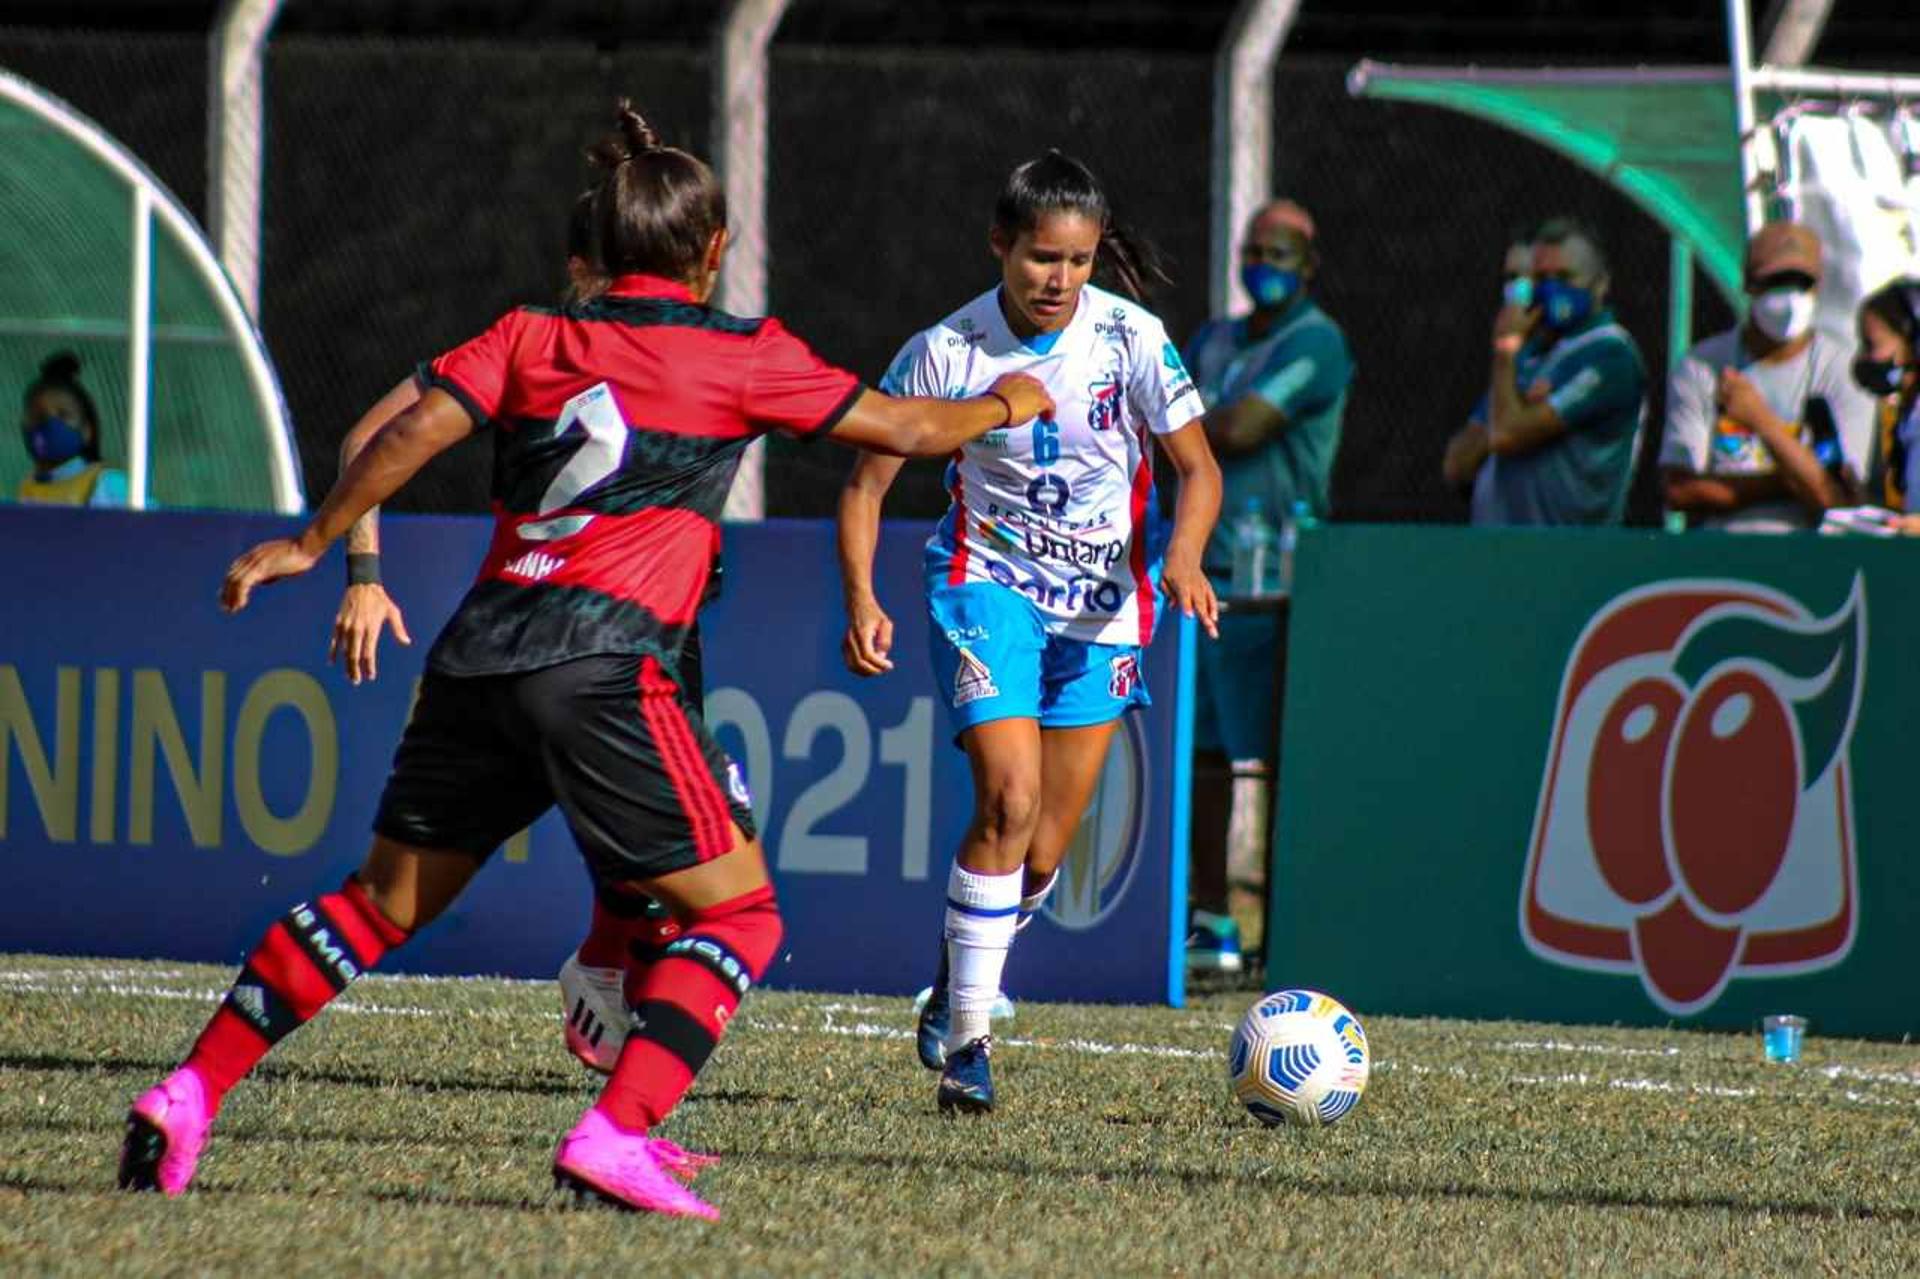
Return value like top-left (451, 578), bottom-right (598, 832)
top-left (1851, 278), bottom-right (1920, 525)
top-left (15, 352), bottom-right (128, 508)
top-left (1180, 198), bottom-right (1354, 974)
top-left (1472, 218), bottom-right (1647, 525)
top-left (1443, 232), bottom-right (1537, 499)
top-left (1660, 222), bottom-right (1875, 531)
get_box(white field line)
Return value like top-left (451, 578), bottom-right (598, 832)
top-left (1497, 1038), bottom-right (1685, 1059)
top-left (5, 969), bottom-right (1919, 1105)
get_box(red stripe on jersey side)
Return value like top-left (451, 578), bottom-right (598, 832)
top-left (1128, 455), bottom-right (1156, 647)
top-left (636, 658), bottom-right (734, 861)
top-left (478, 506), bottom-right (719, 626)
top-left (947, 456), bottom-right (970, 587)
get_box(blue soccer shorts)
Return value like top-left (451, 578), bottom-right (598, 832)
top-left (926, 581), bottom-right (1151, 736)
top-left (1192, 605), bottom-right (1283, 761)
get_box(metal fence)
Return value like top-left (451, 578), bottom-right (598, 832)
top-left (0, 27), bottom-right (1738, 523)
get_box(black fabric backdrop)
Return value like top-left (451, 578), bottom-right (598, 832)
top-left (1, 30), bottom-right (1738, 522)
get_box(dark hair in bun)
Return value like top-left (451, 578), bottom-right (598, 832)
top-left (25, 349), bottom-right (102, 461)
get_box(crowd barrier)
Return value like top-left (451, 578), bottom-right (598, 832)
top-left (1270, 524), bottom-right (1914, 1038)
top-left (0, 508), bottom-right (1193, 1005)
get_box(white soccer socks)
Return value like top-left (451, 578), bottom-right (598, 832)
top-left (1014, 867), bottom-right (1059, 934)
top-left (944, 864), bottom-right (1023, 1052)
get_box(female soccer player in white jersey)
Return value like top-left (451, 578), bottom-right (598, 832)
top-left (838, 150), bottom-right (1223, 1113)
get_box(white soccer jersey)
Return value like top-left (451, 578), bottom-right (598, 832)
top-left (880, 283), bottom-right (1207, 645)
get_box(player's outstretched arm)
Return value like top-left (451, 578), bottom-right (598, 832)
top-left (1158, 419), bottom-right (1222, 638)
top-left (827, 373), bottom-right (1053, 458)
top-left (222, 389), bottom-right (476, 614)
top-left (838, 451), bottom-right (907, 676)
top-left (330, 377), bottom-right (421, 682)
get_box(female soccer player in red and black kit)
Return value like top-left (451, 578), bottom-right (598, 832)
top-left (117, 102), bottom-right (1053, 1220)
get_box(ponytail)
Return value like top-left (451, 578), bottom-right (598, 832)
top-left (1096, 224), bottom-right (1171, 303)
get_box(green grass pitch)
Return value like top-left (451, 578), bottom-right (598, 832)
top-left (3, 954), bottom-right (1919, 1275)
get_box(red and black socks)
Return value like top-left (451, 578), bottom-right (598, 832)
top-left (596, 884), bottom-right (782, 1133)
top-left (184, 877), bottom-right (410, 1111)
top-left (578, 885), bottom-right (682, 973)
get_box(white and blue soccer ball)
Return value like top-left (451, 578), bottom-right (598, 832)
top-left (1228, 989), bottom-right (1370, 1127)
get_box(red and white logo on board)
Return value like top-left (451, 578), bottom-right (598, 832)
top-left (1519, 577), bottom-right (1866, 1016)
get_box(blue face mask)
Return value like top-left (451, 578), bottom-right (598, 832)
top-left (24, 415), bottom-right (86, 468)
top-left (1536, 278), bottom-right (1594, 330)
top-left (1240, 263), bottom-right (1301, 310)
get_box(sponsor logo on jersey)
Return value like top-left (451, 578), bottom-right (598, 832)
top-left (952, 647), bottom-right (1000, 707)
top-left (1094, 307), bottom-right (1136, 346)
top-left (1108, 653), bottom-right (1140, 699)
top-left (502, 549), bottom-right (564, 581)
top-left (1043, 714), bottom-right (1150, 930)
top-left (1520, 576), bottom-right (1865, 1016)
top-left (1159, 340), bottom-right (1196, 403)
top-left (1012, 524), bottom-right (1126, 570)
top-left (982, 559), bottom-right (1127, 614)
top-left (944, 624), bottom-right (991, 643)
top-left (946, 317), bottom-right (988, 348)
top-left (1026, 474), bottom-right (1071, 514)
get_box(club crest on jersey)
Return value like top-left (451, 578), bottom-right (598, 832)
top-left (952, 647), bottom-right (999, 707)
top-left (725, 760), bottom-right (753, 809)
top-left (1520, 576), bottom-right (1866, 1017)
top-left (1108, 654), bottom-right (1140, 699)
top-left (1087, 376), bottom-right (1123, 432)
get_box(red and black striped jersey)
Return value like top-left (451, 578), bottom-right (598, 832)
top-left (418, 273), bottom-right (861, 680)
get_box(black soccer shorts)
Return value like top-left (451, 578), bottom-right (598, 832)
top-left (373, 651), bottom-right (754, 882)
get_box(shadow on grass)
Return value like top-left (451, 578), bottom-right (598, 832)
top-left (729, 1146), bottom-right (1920, 1226)
top-left (4, 1053), bottom-right (801, 1111)
top-left (0, 1051), bottom-right (582, 1099)
top-left (11, 1149), bottom-right (1913, 1228)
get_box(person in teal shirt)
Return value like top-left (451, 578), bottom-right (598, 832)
top-left (1181, 198), bottom-right (1354, 971)
top-left (1469, 218), bottom-right (1647, 525)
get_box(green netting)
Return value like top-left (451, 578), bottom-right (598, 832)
top-left (1353, 70), bottom-right (1747, 305)
top-left (0, 88), bottom-right (296, 511)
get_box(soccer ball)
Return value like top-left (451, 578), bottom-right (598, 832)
top-left (1228, 989), bottom-right (1370, 1127)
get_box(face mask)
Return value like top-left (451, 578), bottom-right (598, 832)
top-left (1852, 357), bottom-right (1906, 398)
top-left (1535, 278), bottom-right (1593, 330)
top-left (1502, 276), bottom-right (1534, 309)
top-left (1240, 263), bottom-right (1301, 310)
top-left (24, 415), bottom-right (86, 468)
top-left (1749, 287), bottom-right (1817, 342)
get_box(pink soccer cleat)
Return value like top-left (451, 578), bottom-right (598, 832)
top-left (553, 1108), bottom-right (720, 1220)
top-left (118, 1066), bottom-right (213, 1197)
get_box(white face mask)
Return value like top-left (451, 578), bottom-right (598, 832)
top-left (1749, 287), bottom-right (1817, 342)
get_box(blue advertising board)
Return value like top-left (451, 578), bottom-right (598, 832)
top-left (0, 507), bottom-right (1190, 1004)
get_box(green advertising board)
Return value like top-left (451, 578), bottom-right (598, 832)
top-left (1269, 525), bottom-right (1918, 1038)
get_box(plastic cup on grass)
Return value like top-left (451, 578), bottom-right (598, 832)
top-left (1762, 1014), bottom-right (1807, 1063)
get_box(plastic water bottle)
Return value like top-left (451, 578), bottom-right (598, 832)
top-left (1279, 499), bottom-right (1315, 594)
top-left (1230, 499), bottom-right (1280, 598)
